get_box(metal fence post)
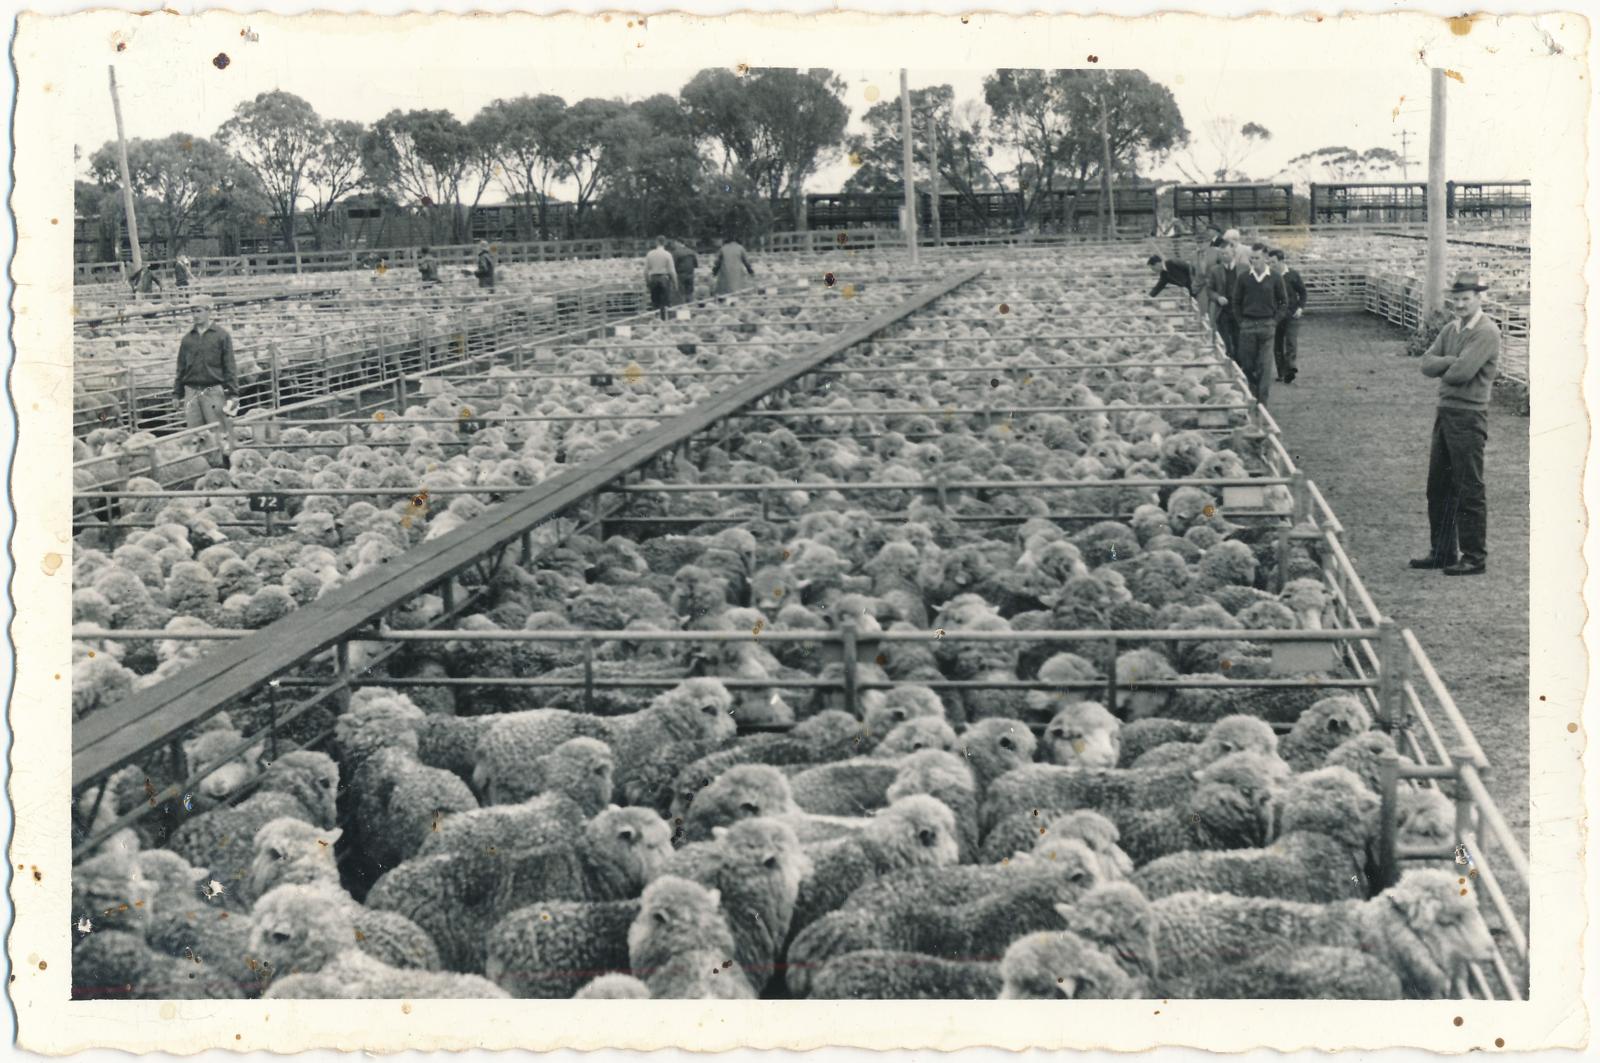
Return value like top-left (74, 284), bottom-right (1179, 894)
top-left (582, 636), bottom-right (595, 714)
top-left (1290, 470), bottom-right (1310, 525)
top-left (269, 345), bottom-right (282, 411)
top-left (840, 620), bottom-right (859, 716)
top-left (1375, 619), bottom-right (1406, 732)
top-left (1376, 750), bottom-right (1401, 890)
top-left (125, 367), bottom-right (138, 431)
top-left (1105, 635), bottom-right (1119, 712)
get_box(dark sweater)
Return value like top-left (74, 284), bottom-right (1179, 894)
top-left (1231, 269), bottom-right (1287, 321)
top-left (1280, 268), bottom-right (1308, 313)
top-left (174, 325), bottom-right (238, 398)
top-left (1149, 260), bottom-right (1194, 298)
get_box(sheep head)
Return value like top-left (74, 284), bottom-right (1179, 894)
top-left (1042, 701), bottom-right (1121, 769)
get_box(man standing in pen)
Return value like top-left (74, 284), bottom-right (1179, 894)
top-left (1410, 271), bottom-right (1500, 577)
top-left (173, 297), bottom-right (239, 467)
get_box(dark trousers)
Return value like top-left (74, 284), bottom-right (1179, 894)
top-left (676, 273), bottom-right (695, 305)
top-left (648, 275), bottom-right (673, 317)
top-left (1275, 316), bottom-right (1301, 381)
top-left (1426, 406), bottom-right (1489, 566)
top-left (1237, 318), bottom-right (1276, 403)
top-left (1219, 311), bottom-right (1241, 366)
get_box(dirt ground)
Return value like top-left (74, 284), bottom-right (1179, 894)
top-left (1263, 311), bottom-right (1530, 888)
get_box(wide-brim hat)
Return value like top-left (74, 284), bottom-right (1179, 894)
top-left (1222, 228), bottom-right (1242, 242)
top-left (1448, 270), bottom-right (1489, 293)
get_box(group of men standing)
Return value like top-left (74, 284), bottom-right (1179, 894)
top-left (1148, 227), bottom-right (1308, 405)
top-left (644, 235), bottom-right (757, 318)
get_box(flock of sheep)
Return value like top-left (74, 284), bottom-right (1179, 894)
top-left (70, 265), bottom-right (1495, 1001)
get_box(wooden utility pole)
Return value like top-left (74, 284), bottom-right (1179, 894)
top-left (1098, 91), bottom-right (1117, 237)
top-left (900, 69), bottom-right (918, 264)
top-left (108, 65), bottom-right (144, 273)
top-left (1425, 68), bottom-right (1448, 317)
top-left (928, 111), bottom-right (942, 246)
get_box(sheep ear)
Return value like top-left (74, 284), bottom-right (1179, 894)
top-left (607, 803), bottom-right (623, 813)
top-left (1053, 902), bottom-right (1075, 922)
top-left (706, 888), bottom-right (722, 908)
top-left (710, 826), bottom-right (728, 841)
top-left (321, 827), bottom-right (344, 846)
top-left (1191, 769), bottom-right (1205, 781)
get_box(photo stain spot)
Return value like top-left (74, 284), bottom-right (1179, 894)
top-left (1202, 504), bottom-right (1216, 518)
top-left (823, 272), bottom-right (836, 288)
top-left (1087, 54), bottom-right (1099, 62)
top-left (989, 378), bottom-right (1000, 388)
top-left (1453, 1017), bottom-right (1464, 1027)
top-left (998, 303), bottom-right (1010, 314)
top-left (1568, 722), bottom-right (1578, 733)
top-left (212, 52), bottom-right (231, 69)
top-left (41, 552), bottom-right (62, 576)
top-left (864, 85), bottom-right (880, 102)
top-left (1444, 69), bottom-right (1465, 83)
top-left (1495, 1039), bottom-right (1505, 1049)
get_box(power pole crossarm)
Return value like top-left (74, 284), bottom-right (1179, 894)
top-left (108, 65), bottom-right (144, 274)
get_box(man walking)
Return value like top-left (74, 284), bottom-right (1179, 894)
top-left (1229, 243), bottom-right (1288, 403)
top-left (670, 238), bottom-right (699, 305)
top-left (644, 235), bottom-right (677, 319)
top-left (474, 240), bottom-right (497, 290)
top-left (173, 298), bottom-right (239, 466)
top-left (1208, 230), bottom-right (1246, 366)
top-left (1270, 248), bottom-right (1308, 384)
top-left (1410, 271), bottom-right (1500, 577)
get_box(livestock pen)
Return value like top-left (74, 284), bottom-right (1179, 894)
top-left (68, 247), bottom-right (1528, 1002)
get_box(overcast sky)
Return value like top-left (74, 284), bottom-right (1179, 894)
top-left (72, 61), bottom-right (1540, 205)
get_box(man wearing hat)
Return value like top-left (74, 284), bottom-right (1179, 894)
top-left (474, 239), bottom-right (497, 290)
top-left (173, 297), bottom-right (238, 466)
top-left (1411, 271), bottom-right (1500, 576)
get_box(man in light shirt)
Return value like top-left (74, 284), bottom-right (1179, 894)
top-left (644, 235), bottom-right (677, 320)
top-left (1411, 271), bottom-right (1500, 577)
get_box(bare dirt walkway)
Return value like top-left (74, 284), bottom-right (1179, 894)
top-left (1261, 312), bottom-right (1530, 853)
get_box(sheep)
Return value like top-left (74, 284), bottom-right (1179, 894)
top-left (485, 817), bottom-right (809, 998)
top-left (247, 817), bottom-right (341, 899)
top-left (978, 808), bottom-right (1135, 874)
top-left (575, 973), bottom-right (652, 999)
top-left (1113, 751), bottom-right (1285, 864)
top-left (1324, 730), bottom-right (1414, 794)
top-left (1280, 695), bottom-right (1373, 771)
top-left (627, 876), bottom-right (755, 999)
top-left (885, 750), bottom-right (980, 863)
top-left (682, 764), bottom-right (864, 845)
top-left (808, 949), bottom-right (1003, 1000)
top-left (789, 794), bottom-right (962, 938)
top-left (166, 751), bottom-right (339, 909)
top-left (667, 711), bottom-right (866, 823)
top-left (787, 837), bottom-right (1104, 997)
top-left (997, 930), bottom-right (1145, 999)
top-left (252, 885), bottom-right (506, 999)
top-left (982, 745), bottom-right (1286, 837)
top-left (365, 806), bottom-right (670, 974)
top-left (1099, 869), bottom-right (1495, 998)
top-left (1053, 882), bottom-right (1161, 993)
top-left (1132, 766), bottom-right (1379, 902)
top-left (657, 817), bottom-right (810, 992)
top-left (871, 716), bottom-right (958, 757)
top-left (1039, 701), bottom-right (1122, 768)
top-left (958, 717), bottom-right (1038, 795)
top-left (417, 737), bottom-right (614, 858)
top-left (787, 758), bottom-right (903, 817)
top-left (1180, 945), bottom-right (1404, 999)
top-left (472, 678), bottom-right (736, 805)
top-left (485, 896), bottom-right (639, 998)
top-left (72, 930), bottom-right (173, 1001)
top-left (1129, 714), bottom-right (1280, 770)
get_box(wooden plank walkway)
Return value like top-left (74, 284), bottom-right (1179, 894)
top-left (72, 267), bottom-right (986, 790)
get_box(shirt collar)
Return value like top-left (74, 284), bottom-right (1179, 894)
top-left (1454, 310), bottom-right (1484, 332)
top-left (1250, 267), bottom-right (1269, 282)
top-left (192, 323), bottom-right (210, 335)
